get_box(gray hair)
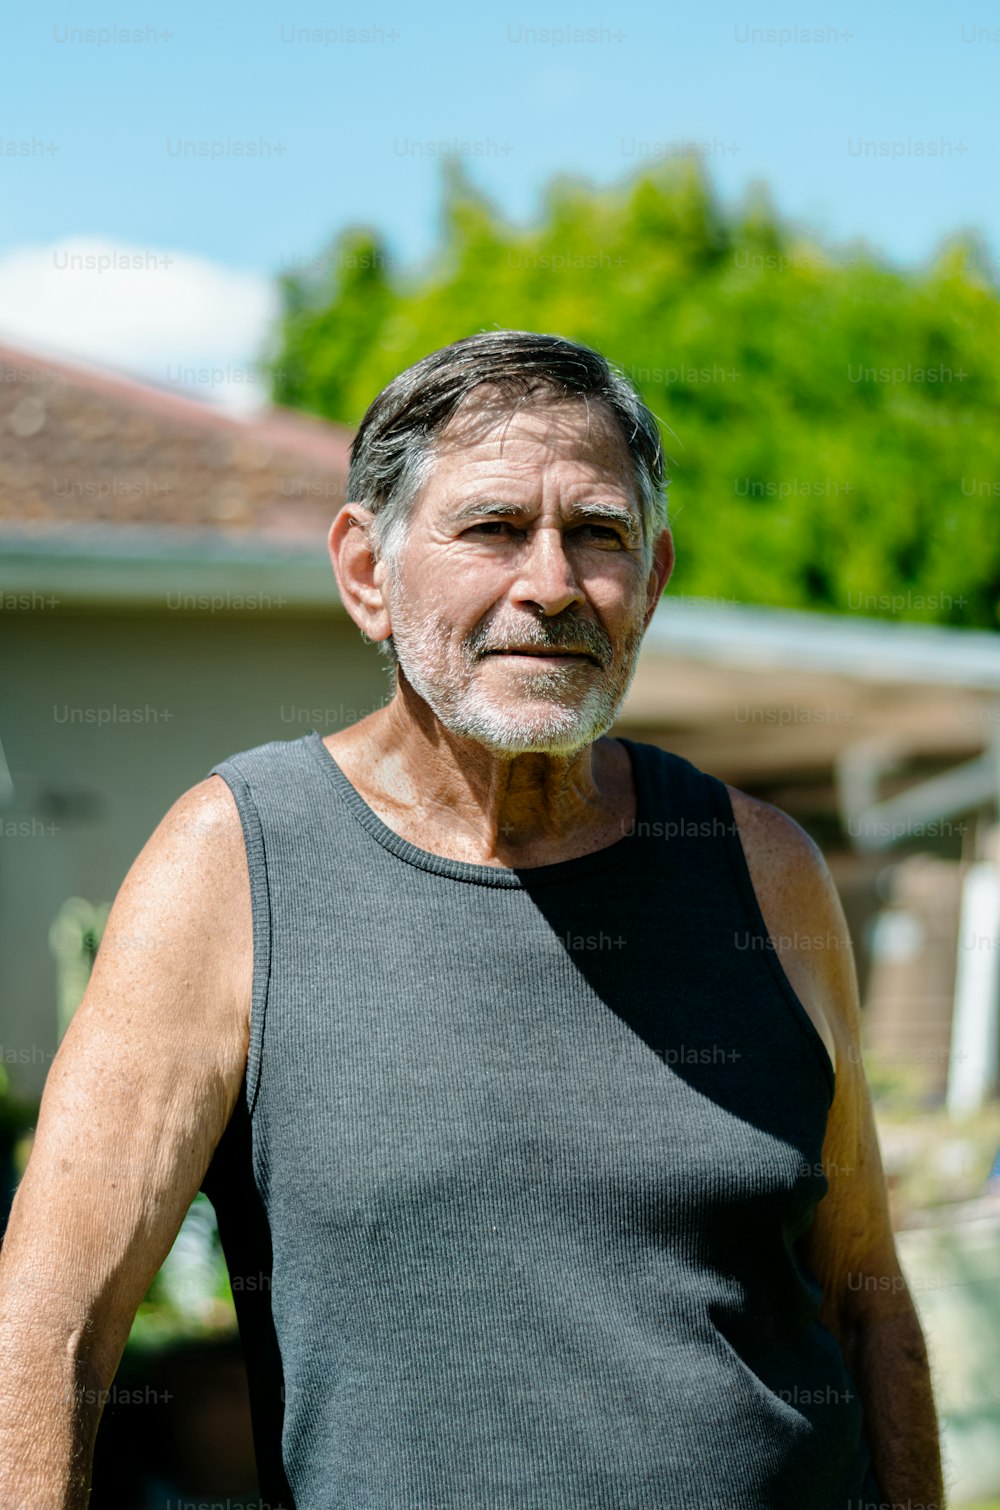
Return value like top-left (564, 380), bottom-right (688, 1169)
top-left (345, 329), bottom-right (670, 667)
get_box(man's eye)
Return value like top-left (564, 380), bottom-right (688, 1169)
top-left (465, 522), bottom-right (622, 539)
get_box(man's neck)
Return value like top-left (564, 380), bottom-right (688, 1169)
top-left (321, 681), bottom-right (636, 868)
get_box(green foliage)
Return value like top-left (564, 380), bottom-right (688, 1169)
top-left (267, 156), bottom-right (1000, 629)
top-left (127, 1193), bottom-right (236, 1351)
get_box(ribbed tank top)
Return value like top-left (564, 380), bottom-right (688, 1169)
top-left (199, 730), bottom-right (886, 1510)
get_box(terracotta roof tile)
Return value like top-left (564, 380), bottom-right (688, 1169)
top-left (0, 341), bottom-right (353, 548)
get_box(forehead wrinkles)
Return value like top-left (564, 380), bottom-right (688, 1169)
top-left (438, 392), bottom-right (629, 461)
top-left (427, 396), bottom-right (637, 501)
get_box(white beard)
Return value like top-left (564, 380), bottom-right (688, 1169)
top-left (385, 576), bottom-right (648, 756)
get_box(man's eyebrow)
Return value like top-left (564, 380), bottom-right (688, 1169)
top-left (444, 497), bottom-right (642, 543)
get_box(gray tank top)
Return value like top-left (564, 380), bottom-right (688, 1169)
top-left (200, 730), bottom-right (885, 1508)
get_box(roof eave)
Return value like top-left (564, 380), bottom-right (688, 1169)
top-left (0, 528), bottom-right (345, 612)
top-left (644, 599), bottom-right (1000, 692)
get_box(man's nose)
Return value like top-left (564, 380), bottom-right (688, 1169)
top-left (510, 528), bottom-right (585, 616)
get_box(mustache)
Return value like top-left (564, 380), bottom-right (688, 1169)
top-left (466, 617), bottom-right (613, 666)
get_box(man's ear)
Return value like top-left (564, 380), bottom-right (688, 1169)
top-left (643, 527), bottom-right (674, 630)
top-left (327, 504), bottom-right (393, 644)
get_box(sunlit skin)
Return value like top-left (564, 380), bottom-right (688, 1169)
top-left (327, 397), bottom-right (675, 867)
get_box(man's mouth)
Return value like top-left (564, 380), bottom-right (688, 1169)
top-left (485, 648), bottom-right (598, 664)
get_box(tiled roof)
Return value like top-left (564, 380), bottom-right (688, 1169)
top-left (0, 340), bottom-right (352, 546)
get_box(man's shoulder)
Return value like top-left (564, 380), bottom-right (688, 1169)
top-left (156, 775), bottom-right (250, 881)
top-left (723, 782), bottom-right (844, 942)
top-left (145, 733), bottom-right (323, 861)
top-left (723, 783), bottom-right (854, 1057)
top-left (199, 728), bottom-right (346, 846)
top-left (724, 783), bottom-right (827, 880)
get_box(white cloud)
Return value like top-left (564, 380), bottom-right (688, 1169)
top-left (0, 236), bottom-right (280, 413)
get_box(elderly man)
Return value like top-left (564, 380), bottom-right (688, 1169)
top-left (1, 331), bottom-right (942, 1508)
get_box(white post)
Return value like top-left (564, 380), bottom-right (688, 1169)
top-left (947, 858), bottom-right (1000, 1118)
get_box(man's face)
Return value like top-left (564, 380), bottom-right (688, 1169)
top-left (379, 396), bottom-right (669, 756)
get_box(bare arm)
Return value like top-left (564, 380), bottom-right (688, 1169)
top-left (730, 788), bottom-right (945, 1506)
top-left (0, 776), bottom-right (252, 1509)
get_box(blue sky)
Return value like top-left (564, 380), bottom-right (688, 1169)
top-left (1, 0), bottom-right (993, 403)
